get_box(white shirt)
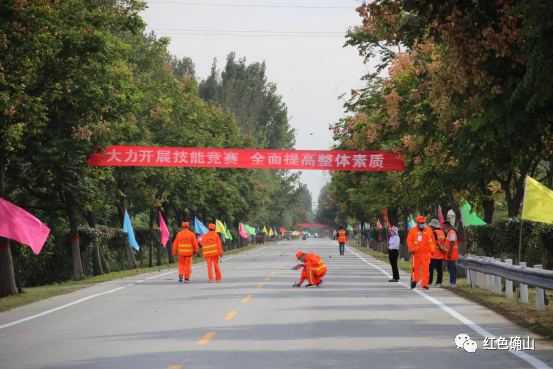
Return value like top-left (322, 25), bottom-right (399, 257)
top-left (388, 234), bottom-right (400, 250)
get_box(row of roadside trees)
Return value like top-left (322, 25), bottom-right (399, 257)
top-left (0, 1), bottom-right (310, 297)
top-left (317, 0), bottom-right (552, 264)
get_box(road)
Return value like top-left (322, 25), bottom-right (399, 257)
top-left (1, 238), bottom-right (552, 369)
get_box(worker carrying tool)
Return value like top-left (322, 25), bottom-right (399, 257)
top-left (407, 216), bottom-right (436, 290)
top-left (200, 223), bottom-right (224, 283)
top-left (292, 251), bottom-right (327, 287)
top-left (172, 222), bottom-right (199, 283)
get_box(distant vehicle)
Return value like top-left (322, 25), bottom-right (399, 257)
top-left (302, 235), bottom-right (307, 240)
top-left (254, 235), bottom-right (265, 244)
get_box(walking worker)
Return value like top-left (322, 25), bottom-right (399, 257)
top-left (293, 251), bottom-right (327, 287)
top-left (406, 216), bottom-right (436, 290)
top-left (172, 222), bottom-right (199, 283)
top-left (338, 226), bottom-right (347, 255)
top-left (428, 219), bottom-right (446, 287)
top-left (200, 223), bottom-right (224, 283)
top-left (388, 226), bottom-right (400, 282)
top-left (442, 221), bottom-right (459, 287)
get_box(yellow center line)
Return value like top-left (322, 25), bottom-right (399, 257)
top-left (197, 332), bottom-right (217, 344)
top-left (241, 294), bottom-right (253, 303)
top-left (257, 284), bottom-right (264, 288)
top-left (166, 366), bottom-right (183, 369)
top-left (265, 277), bottom-right (271, 281)
top-left (270, 272), bottom-right (276, 275)
top-left (224, 311), bottom-right (238, 320)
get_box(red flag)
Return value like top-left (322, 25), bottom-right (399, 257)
top-left (280, 227), bottom-right (286, 234)
top-left (0, 197), bottom-right (50, 254)
top-left (159, 212), bottom-right (169, 247)
top-left (383, 207), bottom-right (391, 240)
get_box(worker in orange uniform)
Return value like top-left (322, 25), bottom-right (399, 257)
top-left (172, 222), bottom-right (199, 283)
top-left (338, 226), bottom-right (347, 255)
top-left (407, 216), bottom-right (436, 290)
top-left (293, 251), bottom-right (327, 287)
top-left (442, 221), bottom-right (459, 287)
top-left (200, 224), bottom-right (224, 283)
top-left (428, 219), bottom-right (446, 287)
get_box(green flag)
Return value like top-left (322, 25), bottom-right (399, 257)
top-left (224, 222), bottom-right (233, 240)
top-left (461, 199), bottom-right (487, 226)
top-left (347, 225), bottom-right (354, 231)
top-left (245, 224), bottom-right (256, 235)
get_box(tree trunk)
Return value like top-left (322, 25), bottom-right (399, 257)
top-left (0, 145), bottom-right (17, 297)
top-left (388, 207), bottom-right (399, 227)
top-left (479, 180), bottom-right (495, 223)
top-left (84, 211), bottom-right (103, 276)
top-left (65, 192), bottom-right (84, 281)
top-left (148, 208), bottom-right (154, 268)
top-left (99, 247), bottom-right (110, 274)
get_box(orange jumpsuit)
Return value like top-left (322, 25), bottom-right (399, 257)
top-left (407, 226), bottom-right (436, 288)
top-left (172, 228), bottom-right (199, 279)
top-left (299, 253), bottom-right (328, 285)
top-left (200, 230), bottom-right (223, 282)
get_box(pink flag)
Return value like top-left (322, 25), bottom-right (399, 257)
top-left (0, 197), bottom-right (50, 254)
top-left (377, 219), bottom-right (382, 229)
top-left (159, 212), bottom-right (170, 247)
top-left (239, 222), bottom-right (249, 239)
top-left (438, 205), bottom-right (445, 229)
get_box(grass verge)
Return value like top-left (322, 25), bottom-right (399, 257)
top-left (0, 243), bottom-right (261, 312)
top-left (349, 242), bottom-right (553, 341)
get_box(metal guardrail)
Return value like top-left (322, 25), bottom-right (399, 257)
top-left (459, 255), bottom-right (553, 290)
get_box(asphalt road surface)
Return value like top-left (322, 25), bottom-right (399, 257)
top-left (1, 238), bottom-right (553, 369)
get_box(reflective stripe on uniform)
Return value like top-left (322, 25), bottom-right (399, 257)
top-left (203, 243), bottom-right (218, 255)
top-left (178, 244), bottom-right (193, 252)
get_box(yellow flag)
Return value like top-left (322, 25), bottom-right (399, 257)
top-left (215, 219), bottom-right (226, 233)
top-left (263, 226), bottom-right (268, 234)
top-left (522, 176), bottom-right (553, 224)
top-left (269, 228), bottom-right (274, 236)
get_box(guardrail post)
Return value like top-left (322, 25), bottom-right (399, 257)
top-left (483, 258), bottom-right (491, 291)
top-left (534, 264), bottom-right (545, 311)
top-left (505, 259), bottom-right (513, 298)
top-left (493, 258), bottom-right (502, 295)
top-left (519, 262), bottom-right (529, 304)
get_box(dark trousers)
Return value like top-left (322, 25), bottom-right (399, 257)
top-left (447, 260), bottom-right (457, 284)
top-left (388, 249), bottom-right (399, 280)
top-left (339, 243), bottom-right (345, 255)
top-left (429, 258), bottom-right (443, 285)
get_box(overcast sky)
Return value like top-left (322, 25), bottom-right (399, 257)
top-left (141, 0), bottom-right (373, 208)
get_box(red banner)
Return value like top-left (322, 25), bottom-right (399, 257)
top-left (87, 146), bottom-right (404, 172)
top-left (295, 223), bottom-right (329, 227)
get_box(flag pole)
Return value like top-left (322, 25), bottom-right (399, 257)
top-left (518, 176), bottom-right (528, 264)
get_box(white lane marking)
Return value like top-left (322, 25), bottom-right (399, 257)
top-left (0, 245), bottom-right (269, 330)
top-left (346, 246), bottom-right (551, 369)
top-left (0, 286), bottom-right (125, 330)
top-left (104, 287), bottom-right (125, 294)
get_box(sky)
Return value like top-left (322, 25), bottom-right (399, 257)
top-left (141, 0), bottom-right (373, 208)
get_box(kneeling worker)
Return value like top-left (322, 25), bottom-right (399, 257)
top-left (293, 251), bottom-right (327, 287)
top-left (172, 222), bottom-right (199, 283)
top-left (200, 223), bottom-right (224, 283)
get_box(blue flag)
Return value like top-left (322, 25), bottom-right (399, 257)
top-left (194, 217), bottom-right (209, 235)
top-left (123, 210), bottom-right (139, 250)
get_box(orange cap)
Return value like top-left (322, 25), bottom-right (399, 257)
top-left (416, 216), bottom-right (426, 223)
top-left (182, 222), bottom-right (189, 227)
top-left (296, 251), bottom-right (304, 260)
top-left (208, 223), bottom-right (215, 230)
